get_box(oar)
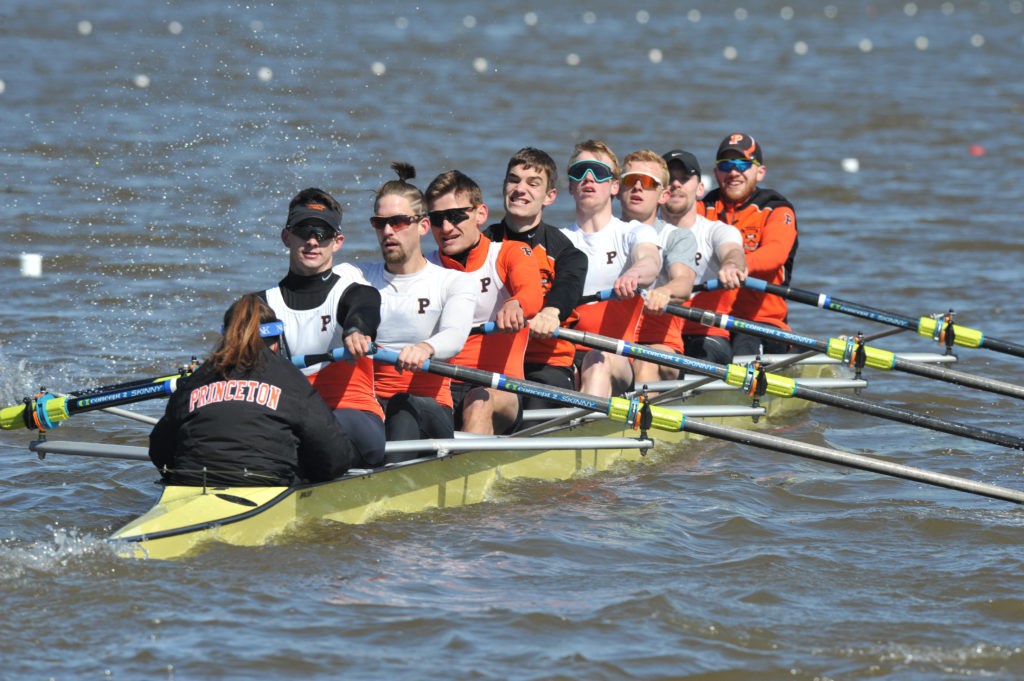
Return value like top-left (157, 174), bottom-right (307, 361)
top-left (699, 277), bottom-right (1024, 359)
top-left (363, 348), bottom-right (1024, 505)
top-left (1, 375), bottom-right (181, 431)
top-left (648, 326), bottom-right (908, 408)
top-left (665, 303), bottom-right (1024, 401)
top-left (552, 326), bottom-right (1024, 450)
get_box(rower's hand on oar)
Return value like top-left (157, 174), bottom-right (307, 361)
top-left (529, 306), bottom-right (561, 338)
top-left (642, 287), bottom-right (671, 314)
top-left (612, 274), bottom-right (642, 301)
top-left (717, 262), bottom-right (747, 289)
top-left (495, 299), bottom-right (527, 333)
top-left (342, 329), bottom-right (373, 362)
top-left (395, 342), bottom-right (434, 373)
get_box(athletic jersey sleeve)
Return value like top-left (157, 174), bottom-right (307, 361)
top-left (663, 227), bottom-right (698, 271)
top-left (744, 206), bottom-right (797, 278)
top-left (423, 271), bottom-right (477, 360)
top-left (336, 284), bottom-right (382, 338)
top-left (627, 220), bottom-right (661, 250)
top-left (496, 242), bottom-right (545, 318)
top-left (544, 229), bottom-right (588, 321)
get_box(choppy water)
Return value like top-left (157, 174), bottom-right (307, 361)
top-left (2, 1), bottom-right (1024, 679)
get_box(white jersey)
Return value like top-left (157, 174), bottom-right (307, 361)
top-left (688, 214), bottom-right (743, 287)
top-left (427, 241), bottom-right (510, 325)
top-left (357, 260), bottom-right (477, 360)
top-left (265, 263), bottom-right (369, 375)
top-left (559, 216), bottom-right (660, 295)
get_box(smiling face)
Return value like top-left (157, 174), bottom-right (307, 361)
top-left (713, 157), bottom-right (766, 205)
top-left (618, 159), bottom-right (669, 224)
top-left (503, 163), bottom-right (556, 231)
top-left (281, 223), bottom-right (343, 276)
top-left (373, 194), bottom-right (428, 271)
top-left (568, 151), bottom-right (619, 219)
top-left (428, 191), bottom-right (488, 257)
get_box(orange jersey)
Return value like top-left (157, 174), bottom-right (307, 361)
top-left (701, 187), bottom-right (797, 329)
top-left (574, 297), bottom-right (645, 349)
top-left (307, 357), bottom-right (384, 417)
top-left (373, 364), bottom-right (452, 408)
top-left (636, 311), bottom-right (686, 353)
top-left (434, 235), bottom-right (544, 378)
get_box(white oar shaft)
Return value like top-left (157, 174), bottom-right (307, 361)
top-left (685, 419), bottom-right (1024, 504)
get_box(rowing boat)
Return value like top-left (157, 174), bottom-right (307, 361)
top-left (18, 342), bottom-right (998, 560)
top-left (72, 355), bottom-right (863, 559)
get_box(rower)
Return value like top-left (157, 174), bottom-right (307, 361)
top-left (616, 149), bottom-right (699, 385)
top-left (256, 187), bottom-right (386, 468)
top-left (700, 133), bottom-right (797, 356)
top-left (425, 169), bottom-right (545, 435)
top-left (357, 162), bottom-right (477, 461)
top-left (659, 148), bottom-right (747, 365)
top-left (558, 140), bottom-right (661, 399)
top-left (482, 147), bottom-right (587, 411)
top-left (148, 295), bottom-right (356, 486)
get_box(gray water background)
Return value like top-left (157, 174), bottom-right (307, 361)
top-left (2, 1), bottom-right (1024, 679)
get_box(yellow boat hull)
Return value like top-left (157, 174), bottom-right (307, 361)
top-left (110, 361), bottom-right (846, 560)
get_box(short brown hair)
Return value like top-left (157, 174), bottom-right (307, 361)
top-left (505, 147), bottom-right (558, 192)
top-left (424, 170), bottom-right (483, 208)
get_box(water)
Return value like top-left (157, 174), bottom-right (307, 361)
top-left (2, 1), bottom-right (1024, 678)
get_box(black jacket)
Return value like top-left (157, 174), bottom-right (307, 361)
top-left (149, 346), bottom-right (355, 486)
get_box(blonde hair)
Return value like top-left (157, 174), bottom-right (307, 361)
top-left (621, 149), bottom-right (670, 187)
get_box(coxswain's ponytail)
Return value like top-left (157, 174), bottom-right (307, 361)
top-left (212, 294), bottom-right (281, 377)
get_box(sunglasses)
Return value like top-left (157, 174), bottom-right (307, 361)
top-left (428, 205), bottom-right (476, 228)
top-left (715, 159), bottom-right (759, 173)
top-left (567, 159), bottom-right (615, 183)
top-left (621, 171), bottom-right (663, 190)
top-left (289, 223), bottom-right (337, 242)
top-left (369, 214), bottom-right (421, 231)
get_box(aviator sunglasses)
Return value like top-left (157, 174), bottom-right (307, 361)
top-left (621, 171), bottom-right (663, 190)
top-left (428, 206), bottom-right (476, 228)
top-left (289, 223), bottom-right (337, 242)
top-left (567, 159), bottom-right (615, 183)
top-left (369, 214), bottom-right (421, 231)
top-left (715, 158), bottom-right (759, 173)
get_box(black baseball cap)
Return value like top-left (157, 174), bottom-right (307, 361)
top-left (662, 149), bottom-right (701, 177)
top-left (716, 133), bottom-right (763, 163)
top-left (286, 201), bottom-right (341, 232)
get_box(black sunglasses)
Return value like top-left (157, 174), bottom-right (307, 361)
top-left (289, 223), bottom-right (337, 242)
top-left (427, 206), bottom-right (476, 228)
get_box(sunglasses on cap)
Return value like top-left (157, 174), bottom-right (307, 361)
top-left (715, 158), bottom-right (760, 173)
top-left (289, 222), bottom-right (338, 242)
top-left (428, 205), bottom-right (477, 228)
top-left (369, 214), bottom-right (421, 231)
top-left (567, 159), bottom-right (615, 183)
top-left (621, 171), bottom-right (663, 190)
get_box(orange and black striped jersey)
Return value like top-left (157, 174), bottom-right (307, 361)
top-left (701, 187), bottom-right (797, 330)
top-left (431, 234), bottom-right (545, 378)
top-left (483, 220), bottom-right (587, 367)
